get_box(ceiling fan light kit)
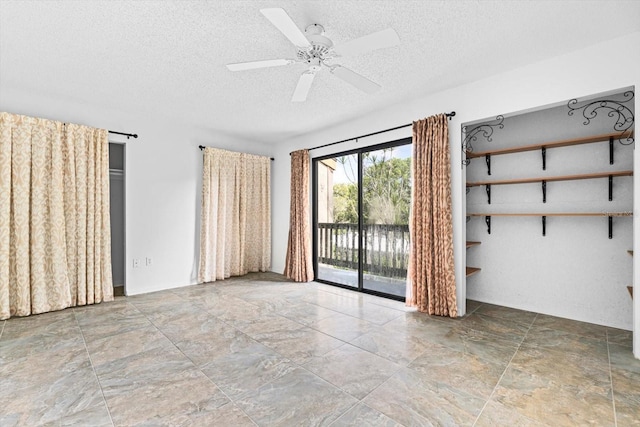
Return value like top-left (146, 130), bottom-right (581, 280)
top-left (226, 7), bottom-right (400, 102)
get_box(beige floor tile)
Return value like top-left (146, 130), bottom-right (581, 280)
top-left (492, 365), bottom-right (615, 426)
top-left (532, 313), bottom-right (608, 341)
top-left (465, 299), bottom-right (483, 314)
top-left (459, 313), bottom-right (530, 342)
top-left (252, 326), bottom-right (345, 364)
top-left (199, 340), bottom-right (297, 398)
top-left (2, 310), bottom-right (79, 340)
top-left (332, 403), bottom-right (402, 427)
top-left (103, 368), bottom-right (230, 426)
top-left (523, 326), bottom-right (609, 360)
top-left (473, 302), bottom-right (538, 326)
top-left (611, 369), bottom-right (640, 426)
top-left (609, 343), bottom-right (640, 375)
top-left (474, 399), bottom-right (549, 427)
top-left (307, 311), bottom-right (377, 342)
top-left (86, 324), bottom-right (175, 367)
top-left (275, 301), bottom-right (338, 326)
top-left (408, 342), bottom-right (506, 399)
top-left (350, 326), bottom-right (432, 365)
top-left (235, 367), bottom-right (358, 426)
top-left (364, 367), bottom-right (485, 426)
top-left (510, 344), bottom-right (611, 391)
top-left (303, 343), bottom-right (401, 399)
top-left (607, 327), bottom-right (633, 348)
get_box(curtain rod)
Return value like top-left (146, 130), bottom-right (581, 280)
top-left (297, 111), bottom-right (456, 153)
top-left (109, 130), bottom-right (138, 139)
top-left (198, 145), bottom-right (274, 161)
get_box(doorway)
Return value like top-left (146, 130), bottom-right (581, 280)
top-left (109, 143), bottom-right (125, 296)
top-left (313, 137), bottom-right (412, 300)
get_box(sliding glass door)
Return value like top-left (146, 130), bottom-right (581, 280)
top-left (313, 138), bottom-right (411, 300)
top-left (315, 153), bottom-right (359, 288)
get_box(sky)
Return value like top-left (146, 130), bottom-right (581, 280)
top-left (332, 144), bottom-right (411, 184)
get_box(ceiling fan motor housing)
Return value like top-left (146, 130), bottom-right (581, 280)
top-left (297, 23), bottom-right (334, 68)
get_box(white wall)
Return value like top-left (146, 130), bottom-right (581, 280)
top-left (271, 32), bottom-right (640, 351)
top-left (0, 86), bottom-right (274, 296)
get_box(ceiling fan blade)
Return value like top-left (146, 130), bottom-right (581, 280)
top-left (226, 59), bottom-right (294, 71)
top-left (260, 8), bottom-right (311, 49)
top-left (330, 66), bottom-right (380, 94)
top-left (291, 71), bottom-right (316, 102)
top-left (333, 28), bottom-right (400, 57)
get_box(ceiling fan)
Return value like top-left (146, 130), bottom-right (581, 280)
top-left (226, 8), bottom-right (400, 102)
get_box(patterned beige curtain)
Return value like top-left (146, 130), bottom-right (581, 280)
top-left (198, 148), bottom-right (271, 282)
top-left (0, 112), bottom-right (113, 320)
top-left (406, 114), bottom-right (457, 316)
top-left (284, 150), bottom-right (314, 282)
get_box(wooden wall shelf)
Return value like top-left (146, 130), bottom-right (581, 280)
top-left (466, 267), bottom-right (481, 277)
top-left (467, 212), bottom-right (632, 217)
top-left (465, 242), bottom-right (481, 279)
top-left (468, 171), bottom-right (632, 203)
top-left (465, 131), bottom-right (633, 174)
top-left (466, 131), bottom-right (629, 159)
top-left (628, 286), bottom-right (633, 299)
top-left (467, 170), bottom-right (632, 187)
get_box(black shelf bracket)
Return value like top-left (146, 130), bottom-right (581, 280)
top-left (485, 154), bottom-right (491, 175)
top-left (610, 137), bottom-right (614, 165)
top-left (542, 216), bottom-right (546, 236)
top-left (609, 175), bottom-right (613, 201)
top-left (609, 216), bottom-right (613, 239)
top-left (485, 216), bottom-right (491, 234)
top-left (541, 147), bottom-right (546, 170)
top-left (542, 180), bottom-right (547, 203)
top-left (486, 184), bottom-right (491, 204)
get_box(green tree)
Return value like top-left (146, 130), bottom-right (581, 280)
top-left (332, 183), bottom-right (358, 223)
top-left (363, 155), bottom-right (411, 224)
top-left (331, 148), bottom-right (411, 225)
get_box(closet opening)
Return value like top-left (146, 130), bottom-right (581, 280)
top-left (109, 142), bottom-right (126, 296)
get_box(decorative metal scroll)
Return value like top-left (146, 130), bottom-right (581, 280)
top-left (461, 115), bottom-right (504, 166)
top-left (567, 91), bottom-right (634, 145)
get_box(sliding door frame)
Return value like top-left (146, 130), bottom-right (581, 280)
top-left (312, 136), bottom-right (412, 301)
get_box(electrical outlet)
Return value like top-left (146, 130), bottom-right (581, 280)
top-left (146, 257), bottom-right (152, 267)
top-left (133, 259), bottom-right (140, 268)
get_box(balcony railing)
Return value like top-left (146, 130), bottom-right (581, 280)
top-left (317, 223), bottom-right (410, 279)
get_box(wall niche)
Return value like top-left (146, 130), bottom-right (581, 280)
top-left (463, 88), bottom-right (634, 330)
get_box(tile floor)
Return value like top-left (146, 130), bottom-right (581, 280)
top-left (0, 272), bottom-right (638, 426)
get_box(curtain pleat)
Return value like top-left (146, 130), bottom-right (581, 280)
top-left (0, 112), bottom-right (113, 320)
top-left (406, 114), bottom-right (457, 316)
top-left (284, 150), bottom-right (314, 282)
top-left (198, 148), bottom-right (271, 283)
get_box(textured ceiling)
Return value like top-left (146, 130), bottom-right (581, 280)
top-left (1, 1), bottom-right (639, 144)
